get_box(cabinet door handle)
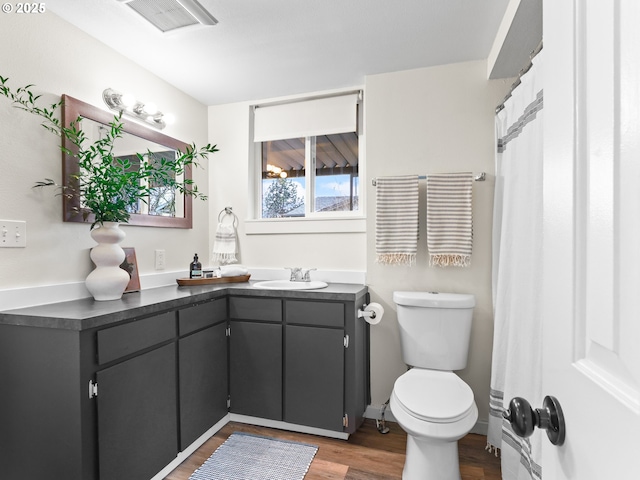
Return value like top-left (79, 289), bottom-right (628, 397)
top-left (89, 380), bottom-right (98, 399)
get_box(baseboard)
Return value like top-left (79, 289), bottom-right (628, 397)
top-left (365, 403), bottom-right (396, 422)
top-left (230, 413), bottom-right (350, 440)
top-left (470, 419), bottom-right (488, 435)
top-left (364, 404), bottom-right (489, 436)
top-left (149, 414), bottom-right (230, 480)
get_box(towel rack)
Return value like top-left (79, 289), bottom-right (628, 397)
top-left (217, 206), bottom-right (238, 227)
top-left (371, 172), bottom-right (486, 187)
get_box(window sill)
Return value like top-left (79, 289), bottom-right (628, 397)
top-left (245, 216), bottom-right (366, 235)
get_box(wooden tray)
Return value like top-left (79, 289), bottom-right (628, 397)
top-left (176, 274), bottom-right (251, 286)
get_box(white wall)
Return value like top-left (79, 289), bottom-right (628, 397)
top-left (365, 61), bottom-right (511, 428)
top-left (207, 100), bottom-right (367, 271)
top-left (0, 12), bottom-right (210, 296)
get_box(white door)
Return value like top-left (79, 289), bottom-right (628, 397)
top-left (542, 1), bottom-right (640, 478)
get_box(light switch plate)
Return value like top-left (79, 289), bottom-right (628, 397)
top-left (0, 220), bottom-right (26, 248)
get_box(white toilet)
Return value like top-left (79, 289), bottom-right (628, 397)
top-left (390, 291), bottom-right (478, 480)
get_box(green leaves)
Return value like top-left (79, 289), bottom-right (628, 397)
top-left (1, 76), bottom-right (218, 228)
top-left (0, 76), bottom-right (62, 136)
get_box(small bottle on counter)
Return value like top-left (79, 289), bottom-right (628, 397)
top-left (189, 253), bottom-right (202, 279)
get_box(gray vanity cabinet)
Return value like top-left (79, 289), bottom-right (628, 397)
top-left (285, 325), bottom-right (345, 429)
top-left (228, 295), bottom-right (369, 435)
top-left (285, 300), bottom-right (346, 431)
top-left (97, 298), bottom-right (230, 480)
top-left (94, 310), bottom-right (180, 480)
top-left (229, 296), bottom-right (283, 420)
top-left (178, 299), bottom-right (228, 449)
top-left (0, 297), bottom-right (230, 480)
top-left (0, 283), bottom-right (368, 480)
top-left (96, 343), bottom-right (178, 480)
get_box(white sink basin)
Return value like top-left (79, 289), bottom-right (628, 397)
top-left (252, 280), bottom-right (328, 290)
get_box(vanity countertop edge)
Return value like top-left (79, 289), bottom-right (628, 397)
top-left (0, 282), bottom-right (369, 331)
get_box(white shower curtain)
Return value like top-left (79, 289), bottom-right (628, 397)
top-left (488, 52), bottom-right (544, 480)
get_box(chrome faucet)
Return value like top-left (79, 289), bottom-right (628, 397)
top-left (288, 267), bottom-right (303, 281)
top-left (301, 268), bottom-right (316, 282)
top-left (287, 267), bottom-right (317, 282)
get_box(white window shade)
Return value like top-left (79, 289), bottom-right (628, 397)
top-left (253, 93), bottom-right (359, 142)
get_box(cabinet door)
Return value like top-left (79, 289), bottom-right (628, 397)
top-left (229, 321), bottom-right (282, 420)
top-left (96, 343), bottom-right (177, 480)
top-left (179, 322), bottom-right (228, 450)
top-left (285, 325), bottom-right (345, 431)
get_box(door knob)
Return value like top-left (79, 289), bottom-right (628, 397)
top-left (503, 395), bottom-right (566, 446)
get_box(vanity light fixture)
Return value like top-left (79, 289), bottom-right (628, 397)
top-left (103, 88), bottom-right (172, 129)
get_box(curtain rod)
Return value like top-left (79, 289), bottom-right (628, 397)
top-left (371, 172), bottom-right (485, 186)
top-left (495, 40), bottom-right (544, 114)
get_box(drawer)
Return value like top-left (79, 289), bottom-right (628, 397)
top-left (285, 300), bottom-right (344, 328)
top-left (178, 298), bottom-right (227, 336)
top-left (229, 297), bottom-right (281, 322)
top-left (97, 312), bottom-right (176, 365)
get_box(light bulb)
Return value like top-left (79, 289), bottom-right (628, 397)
top-left (143, 102), bottom-right (158, 115)
top-left (120, 93), bottom-right (136, 107)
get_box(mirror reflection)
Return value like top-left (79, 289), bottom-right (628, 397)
top-left (81, 118), bottom-right (185, 218)
top-left (62, 95), bottom-right (194, 228)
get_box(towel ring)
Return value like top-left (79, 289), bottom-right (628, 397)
top-left (218, 207), bottom-right (238, 228)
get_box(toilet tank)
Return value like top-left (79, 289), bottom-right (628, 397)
top-left (393, 291), bottom-right (475, 370)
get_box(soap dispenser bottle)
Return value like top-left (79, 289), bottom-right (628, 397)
top-left (190, 254), bottom-right (202, 279)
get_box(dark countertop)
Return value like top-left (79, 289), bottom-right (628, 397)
top-left (0, 281), bottom-right (368, 331)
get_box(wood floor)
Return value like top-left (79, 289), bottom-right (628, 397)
top-left (164, 419), bottom-right (501, 480)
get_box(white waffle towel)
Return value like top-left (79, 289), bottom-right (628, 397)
top-left (212, 222), bottom-right (238, 265)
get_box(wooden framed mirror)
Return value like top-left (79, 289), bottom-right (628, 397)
top-left (62, 94), bottom-right (193, 228)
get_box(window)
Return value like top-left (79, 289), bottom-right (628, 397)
top-left (253, 93), bottom-right (362, 220)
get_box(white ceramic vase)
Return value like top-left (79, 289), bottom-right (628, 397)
top-left (85, 222), bottom-right (131, 301)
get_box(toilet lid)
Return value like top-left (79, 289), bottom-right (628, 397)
top-left (393, 369), bottom-right (475, 423)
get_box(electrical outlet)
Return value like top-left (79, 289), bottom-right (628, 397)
top-left (155, 249), bottom-right (166, 270)
top-left (0, 220), bottom-right (26, 248)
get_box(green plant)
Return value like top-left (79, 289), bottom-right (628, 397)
top-left (0, 76), bottom-right (218, 228)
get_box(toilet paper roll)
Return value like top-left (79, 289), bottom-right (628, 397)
top-left (363, 302), bottom-right (384, 325)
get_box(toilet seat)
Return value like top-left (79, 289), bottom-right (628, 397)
top-left (393, 369), bottom-right (475, 423)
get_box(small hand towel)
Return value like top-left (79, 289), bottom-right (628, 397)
top-left (375, 175), bottom-right (419, 266)
top-left (212, 222), bottom-right (238, 265)
top-left (219, 265), bottom-right (248, 277)
top-left (426, 172), bottom-right (474, 267)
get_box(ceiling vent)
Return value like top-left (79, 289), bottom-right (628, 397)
top-left (118, 0), bottom-right (218, 33)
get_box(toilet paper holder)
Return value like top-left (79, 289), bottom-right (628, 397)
top-left (358, 303), bottom-right (377, 320)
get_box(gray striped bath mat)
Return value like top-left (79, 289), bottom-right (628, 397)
top-left (189, 432), bottom-right (318, 480)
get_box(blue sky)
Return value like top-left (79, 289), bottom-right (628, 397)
top-left (263, 174), bottom-right (358, 199)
